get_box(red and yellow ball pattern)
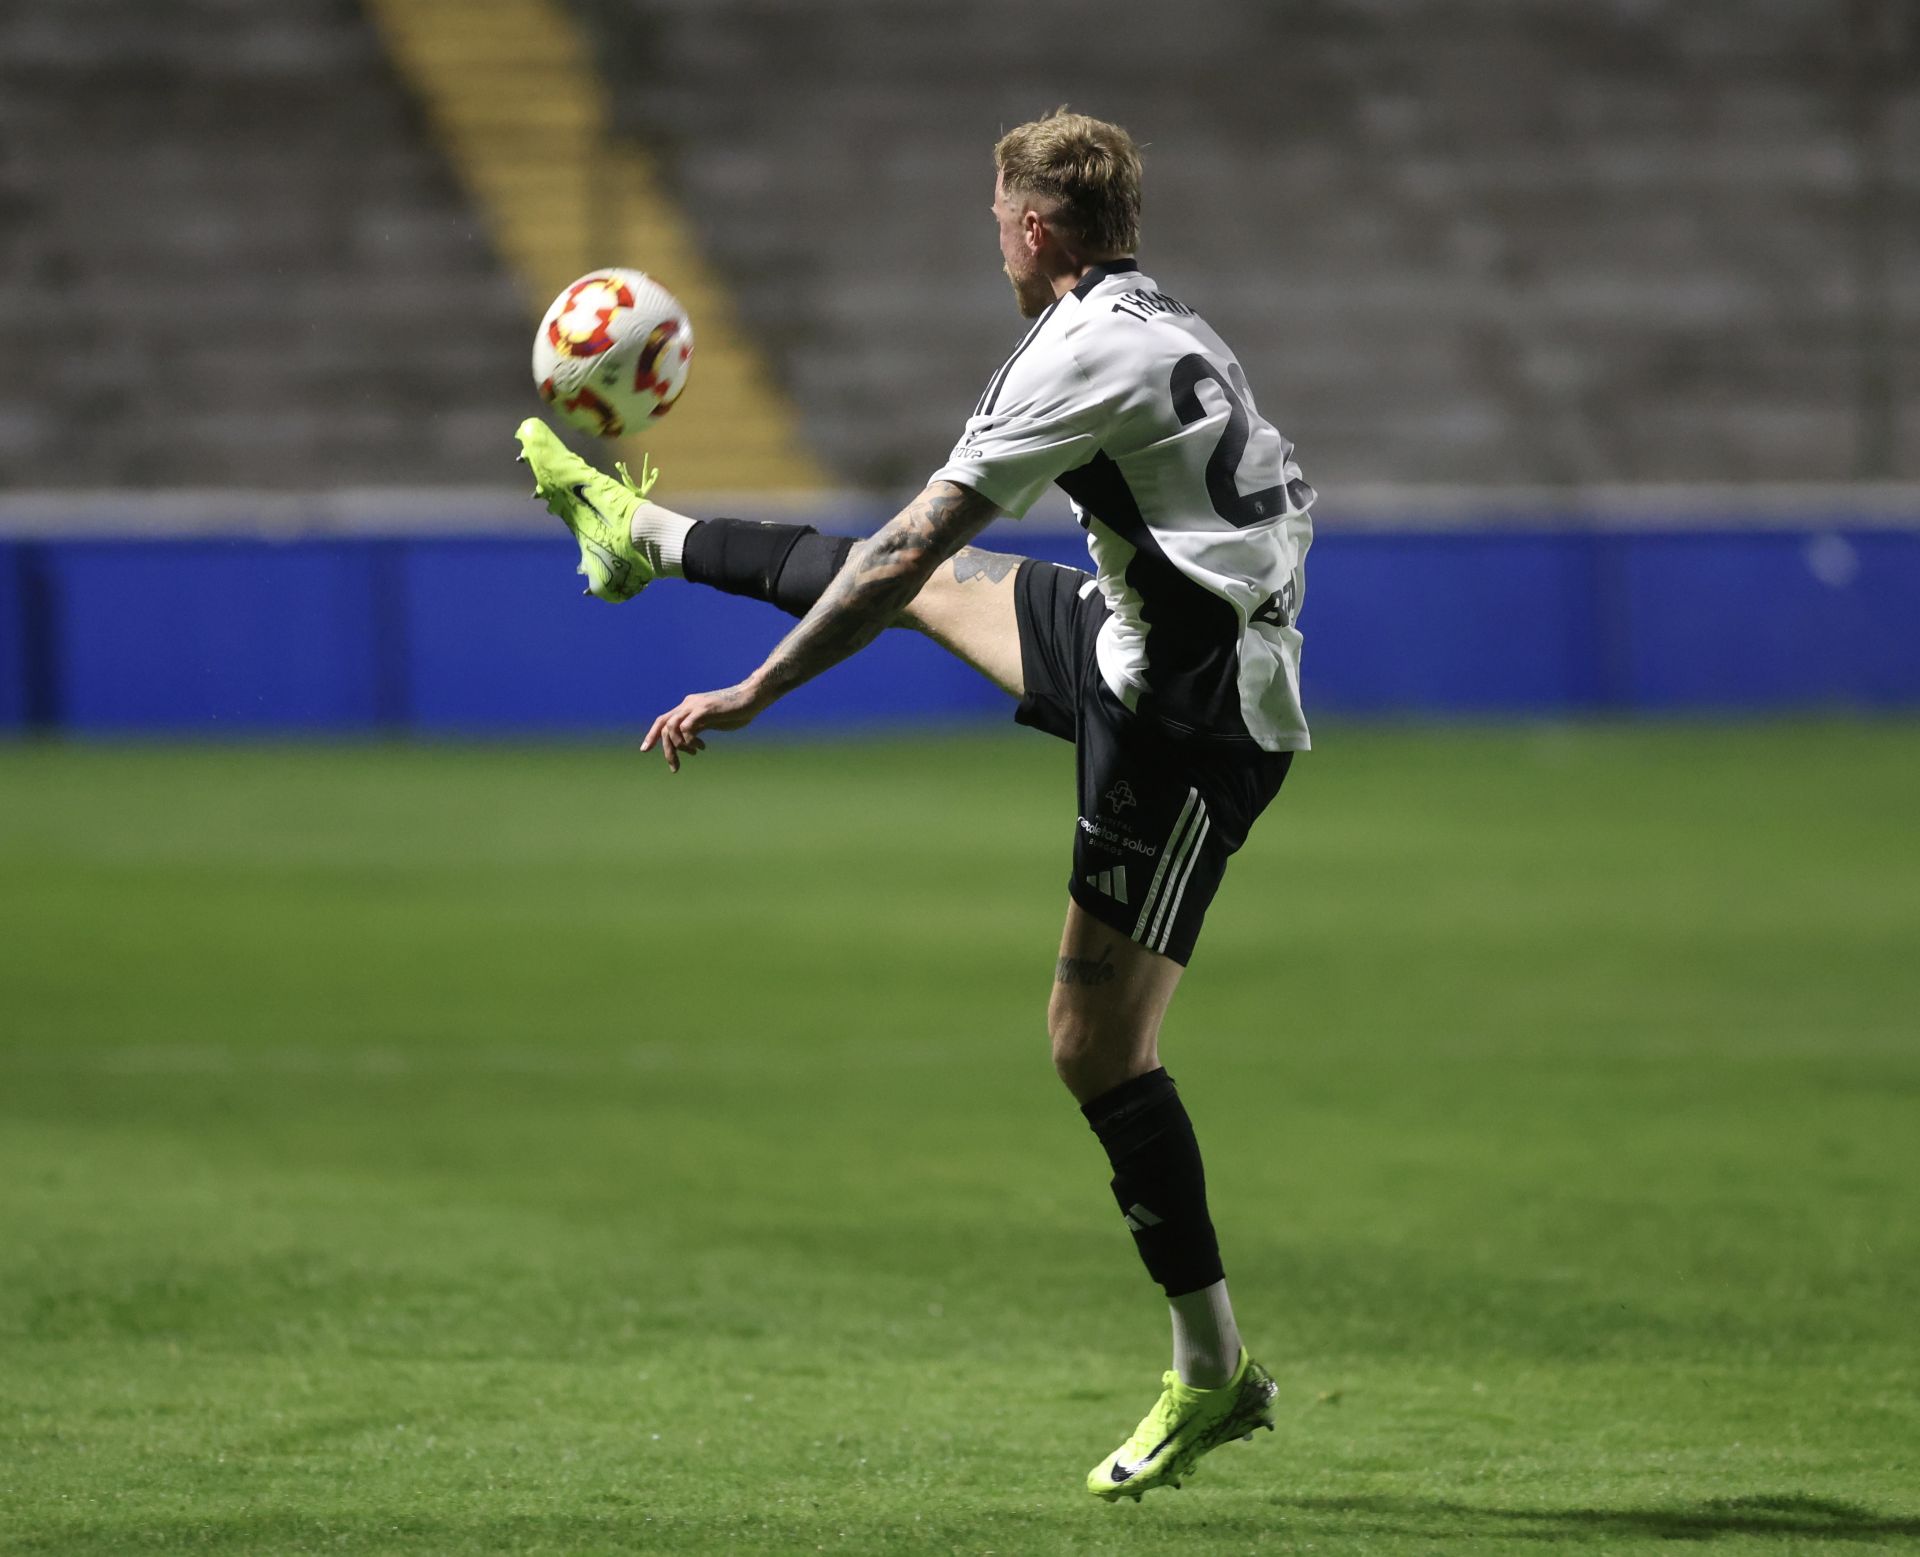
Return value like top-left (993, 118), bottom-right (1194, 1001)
top-left (531, 268), bottom-right (694, 438)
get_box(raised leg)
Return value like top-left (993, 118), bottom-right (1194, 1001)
top-left (675, 515), bottom-right (1034, 696)
top-left (897, 545), bottom-right (1028, 696)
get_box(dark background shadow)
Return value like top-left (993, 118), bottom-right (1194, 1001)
top-left (1268, 1492), bottom-right (1920, 1544)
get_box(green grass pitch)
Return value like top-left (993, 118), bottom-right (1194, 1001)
top-left (1, 722), bottom-right (1916, 1555)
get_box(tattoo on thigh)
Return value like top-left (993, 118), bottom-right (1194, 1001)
top-left (1056, 942), bottom-right (1118, 986)
top-left (953, 549), bottom-right (1018, 585)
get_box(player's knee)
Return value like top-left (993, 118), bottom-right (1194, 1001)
top-left (1048, 1010), bottom-right (1090, 1090)
top-left (1048, 1001), bottom-right (1152, 1101)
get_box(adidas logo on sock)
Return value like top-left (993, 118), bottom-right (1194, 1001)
top-left (1122, 1203), bottom-right (1163, 1231)
top-left (1084, 867), bottom-right (1129, 904)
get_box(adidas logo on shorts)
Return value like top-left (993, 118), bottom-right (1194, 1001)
top-left (1084, 867), bottom-right (1129, 904)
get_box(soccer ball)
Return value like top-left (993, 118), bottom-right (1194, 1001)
top-left (532, 268), bottom-right (694, 437)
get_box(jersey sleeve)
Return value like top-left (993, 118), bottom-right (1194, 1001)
top-left (928, 328), bottom-right (1109, 518)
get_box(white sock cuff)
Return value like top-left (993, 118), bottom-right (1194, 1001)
top-left (1170, 1278), bottom-right (1242, 1388)
top-left (634, 501), bottom-right (696, 577)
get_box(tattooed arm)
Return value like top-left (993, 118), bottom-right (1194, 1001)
top-left (641, 480), bottom-right (1001, 769)
top-left (751, 481), bottom-right (1001, 700)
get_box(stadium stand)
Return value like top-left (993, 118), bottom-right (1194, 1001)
top-left (362, 0), bottom-right (827, 493)
top-left (585, 0), bottom-right (1917, 492)
top-left (0, 0), bottom-right (533, 489)
top-left (0, 0), bottom-right (1911, 494)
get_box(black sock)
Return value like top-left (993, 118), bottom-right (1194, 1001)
top-left (1081, 1068), bottom-right (1225, 1298)
top-left (680, 518), bottom-right (857, 619)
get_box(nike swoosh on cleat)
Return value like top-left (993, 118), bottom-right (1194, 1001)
top-left (572, 482), bottom-right (630, 534)
top-left (570, 483), bottom-right (614, 529)
top-left (1107, 1426), bottom-right (1180, 1483)
top-left (568, 485), bottom-right (634, 585)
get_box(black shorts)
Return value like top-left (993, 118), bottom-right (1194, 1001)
top-left (1012, 560), bottom-right (1293, 966)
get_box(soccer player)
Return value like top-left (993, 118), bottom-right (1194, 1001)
top-left (516, 107), bottom-right (1313, 1501)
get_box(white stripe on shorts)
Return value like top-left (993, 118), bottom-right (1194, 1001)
top-left (1131, 787), bottom-right (1199, 942)
top-left (1153, 808), bottom-right (1213, 954)
top-left (1134, 789), bottom-right (1205, 947)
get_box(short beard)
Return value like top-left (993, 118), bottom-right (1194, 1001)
top-left (1005, 263), bottom-right (1053, 319)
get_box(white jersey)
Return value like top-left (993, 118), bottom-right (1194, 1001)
top-left (931, 260), bottom-right (1314, 751)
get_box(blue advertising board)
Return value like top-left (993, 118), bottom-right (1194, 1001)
top-left (2, 523), bottom-right (1915, 734)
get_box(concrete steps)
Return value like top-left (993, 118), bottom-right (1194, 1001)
top-left (0, 0), bottom-right (536, 492)
top-left (363, 0), bottom-right (827, 493)
top-left (592, 0), bottom-right (1915, 490)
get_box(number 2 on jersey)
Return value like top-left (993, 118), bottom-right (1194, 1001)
top-left (1170, 354), bottom-right (1309, 528)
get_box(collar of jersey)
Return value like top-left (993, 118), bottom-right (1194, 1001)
top-left (1071, 258), bottom-right (1141, 299)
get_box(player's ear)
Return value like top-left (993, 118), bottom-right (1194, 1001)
top-left (1022, 205), bottom-right (1049, 255)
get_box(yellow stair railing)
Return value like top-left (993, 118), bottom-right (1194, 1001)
top-left (363, 0), bottom-right (828, 493)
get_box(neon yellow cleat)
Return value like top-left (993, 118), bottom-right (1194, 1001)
top-left (514, 417), bottom-right (663, 602)
top-left (1088, 1349), bottom-right (1278, 1502)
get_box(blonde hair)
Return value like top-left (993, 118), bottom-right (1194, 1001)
top-left (994, 107), bottom-right (1142, 259)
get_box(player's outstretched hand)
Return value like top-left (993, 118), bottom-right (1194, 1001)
top-left (641, 681), bottom-right (769, 772)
